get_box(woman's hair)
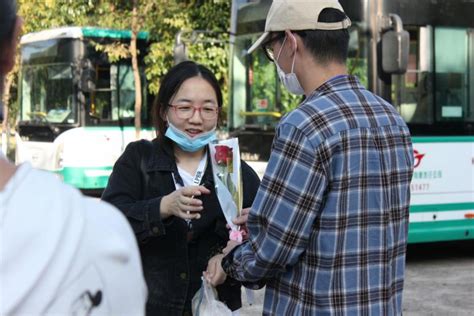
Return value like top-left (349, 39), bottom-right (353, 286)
top-left (152, 60), bottom-right (223, 140)
top-left (0, 0), bottom-right (17, 50)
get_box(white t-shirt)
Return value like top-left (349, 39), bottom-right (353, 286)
top-left (0, 162), bottom-right (147, 315)
top-left (175, 153), bottom-right (208, 190)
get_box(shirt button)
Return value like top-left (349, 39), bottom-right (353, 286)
top-left (152, 227), bottom-right (159, 234)
top-left (180, 272), bottom-right (187, 280)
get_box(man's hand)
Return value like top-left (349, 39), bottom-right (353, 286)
top-left (204, 254), bottom-right (227, 286)
top-left (233, 207), bottom-right (250, 226)
top-left (233, 207), bottom-right (251, 238)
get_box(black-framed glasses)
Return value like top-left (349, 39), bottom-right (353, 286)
top-left (169, 104), bottom-right (219, 120)
top-left (261, 32), bottom-right (286, 62)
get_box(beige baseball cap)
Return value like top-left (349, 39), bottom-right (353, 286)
top-left (247, 0), bottom-right (351, 54)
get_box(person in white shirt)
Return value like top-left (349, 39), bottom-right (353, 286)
top-left (0, 1), bottom-right (147, 314)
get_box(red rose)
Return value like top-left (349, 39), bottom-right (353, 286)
top-left (215, 145), bottom-right (231, 166)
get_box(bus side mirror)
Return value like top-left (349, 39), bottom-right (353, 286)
top-left (381, 14), bottom-right (409, 74)
top-left (382, 30), bottom-right (409, 74)
top-left (80, 60), bottom-right (96, 93)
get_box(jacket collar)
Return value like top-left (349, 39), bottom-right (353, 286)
top-left (146, 138), bottom-right (176, 172)
top-left (145, 138), bottom-right (214, 189)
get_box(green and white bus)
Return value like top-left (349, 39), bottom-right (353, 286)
top-left (229, 0), bottom-right (474, 243)
top-left (16, 27), bottom-right (153, 195)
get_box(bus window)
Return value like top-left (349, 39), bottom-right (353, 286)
top-left (115, 65), bottom-right (141, 120)
top-left (248, 47), bottom-right (279, 127)
top-left (468, 29), bottom-right (474, 123)
top-left (434, 27), bottom-right (469, 121)
top-left (91, 65), bottom-right (113, 121)
top-left (393, 27), bottom-right (434, 124)
top-left (230, 34), bottom-right (291, 130)
top-left (21, 64), bottom-right (76, 124)
top-left (89, 64), bottom-right (146, 124)
top-left (249, 42), bottom-right (301, 119)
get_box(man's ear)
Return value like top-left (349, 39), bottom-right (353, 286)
top-left (285, 30), bottom-right (298, 56)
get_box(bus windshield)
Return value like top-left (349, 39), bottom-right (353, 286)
top-left (20, 63), bottom-right (77, 124)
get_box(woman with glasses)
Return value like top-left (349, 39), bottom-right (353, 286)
top-left (102, 60), bottom-right (260, 315)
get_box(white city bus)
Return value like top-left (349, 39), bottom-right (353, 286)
top-left (228, 0), bottom-right (474, 243)
top-left (16, 27), bottom-right (154, 195)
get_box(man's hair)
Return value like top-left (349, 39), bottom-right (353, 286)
top-left (0, 0), bottom-right (17, 49)
top-left (276, 8), bottom-right (350, 65)
top-left (299, 8), bottom-right (350, 64)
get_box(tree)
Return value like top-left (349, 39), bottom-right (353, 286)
top-left (131, 0), bottom-right (142, 139)
top-left (9, 0), bottom-right (231, 136)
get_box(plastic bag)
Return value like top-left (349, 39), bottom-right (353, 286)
top-left (192, 277), bottom-right (232, 316)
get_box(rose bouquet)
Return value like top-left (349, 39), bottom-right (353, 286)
top-left (209, 138), bottom-right (244, 242)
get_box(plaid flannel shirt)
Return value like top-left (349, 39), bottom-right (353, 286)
top-left (223, 75), bottom-right (414, 315)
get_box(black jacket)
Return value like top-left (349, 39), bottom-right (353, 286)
top-left (102, 139), bottom-right (260, 315)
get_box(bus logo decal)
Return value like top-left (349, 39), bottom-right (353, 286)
top-left (413, 150), bottom-right (425, 168)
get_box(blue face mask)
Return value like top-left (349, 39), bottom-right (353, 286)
top-left (165, 122), bottom-right (216, 152)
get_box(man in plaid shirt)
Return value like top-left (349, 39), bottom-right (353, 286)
top-left (206, 0), bottom-right (414, 315)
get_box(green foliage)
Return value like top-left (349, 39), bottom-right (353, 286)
top-left (91, 41), bottom-right (131, 63)
top-left (251, 54), bottom-right (276, 110)
top-left (18, 0), bottom-right (97, 32)
top-left (142, 0), bottom-right (231, 103)
top-left (347, 57), bottom-right (368, 88)
top-left (187, 1), bottom-right (231, 106)
top-left (250, 53), bottom-right (302, 115)
top-left (279, 86), bottom-right (303, 113)
top-left (14, 0), bottom-right (231, 123)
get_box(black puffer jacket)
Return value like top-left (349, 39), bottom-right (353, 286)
top-left (102, 138), bottom-right (260, 315)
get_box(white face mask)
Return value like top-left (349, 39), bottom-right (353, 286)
top-left (275, 35), bottom-right (305, 95)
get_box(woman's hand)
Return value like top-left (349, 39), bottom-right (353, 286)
top-left (160, 185), bottom-right (210, 220)
top-left (204, 254), bottom-right (227, 286)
